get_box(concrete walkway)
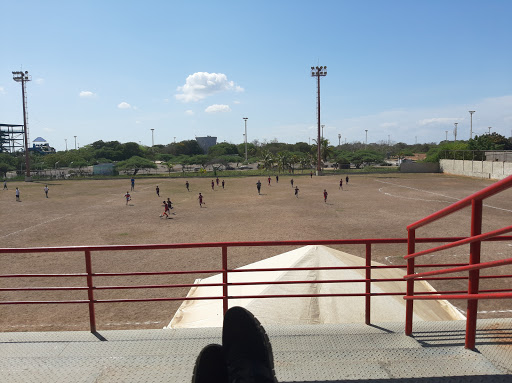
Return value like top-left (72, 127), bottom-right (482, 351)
top-left (1, 319), bottom-right (510, 382)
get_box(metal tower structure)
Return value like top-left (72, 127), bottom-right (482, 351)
top-left (12, 70), bottom-right (32, 180)
top-left (311, 66), bottom-right (327, 175)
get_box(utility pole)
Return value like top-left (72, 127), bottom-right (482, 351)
top-left (243, 117), bottom-right (248, 162)
top-left (65, 139), bottom-right (67, 151)
top-left (469, 111), bottom-right (475, 139)
top-left (311, 66), bottom-right (327, 175)
top-left (454, 123), bottom-right (458, 142)
top-left (74, 136), bottom-right (77, 150)
top-left (151, 128), bottom-right (155, 147)
top-left (12, 70), bottom-right (31, 180)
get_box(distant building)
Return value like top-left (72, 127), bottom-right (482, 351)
top-left (196, 136), bottom-right (217, 154)
top-left (93, 163), bottom-right (115, 176)
top-left (31, 137), bottom-right (55, 154)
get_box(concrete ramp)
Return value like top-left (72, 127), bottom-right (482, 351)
top-left (167, 245), bottom-right (464, 329)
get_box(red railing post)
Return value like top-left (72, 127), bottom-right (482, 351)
top-left (365, 242), bottom-right (371, 325)
top-left (405, 229), bottom-right (415, 336)
top-left (222, 246), bottom-right (228, 316)
top-left (84, 250), bottom-right (97, 333)
top-left (466, 198), bottom-right (483, 349)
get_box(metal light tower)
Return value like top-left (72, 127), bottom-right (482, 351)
top-left (12, 70), bottom-right (31, 180)
top-left (151, 128), bottom-right (155, 147)
top-left (338, 133), bottom-right (341, 146)
top-left (454, 123), bottom-right (458, 142)
top-left (488, 127), bottom-right (492, 134)
top-left (469, 111), bottom-right (475, 139)
top-left (365, 129), bottom-right (368, 147)
top-left (64, 139), bottom-right (68, 151)
top-left (243, 117), bottom-right (248, 162)
top-left (311, 65), bottom-right (327, 175)
top-left (445, 130), bottom-right (448, 141)
top-left (74, 136), bottom-right (77, 150)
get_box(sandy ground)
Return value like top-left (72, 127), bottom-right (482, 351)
top-left (0, 173), bottom-right (510, 332)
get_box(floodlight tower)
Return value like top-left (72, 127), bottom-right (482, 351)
top-left (338, 133), bottom-right (341, 146)
top-left (311, 65), bottom-right (327, 175)
top-left (151, 128), bottom-right (155, 147)
top-left (454, 123), bottom-right (458, 142)
top-left (12, 70), bottom-right (32, 180)
top-left (243, 118), bottom-right (248, 162)
top-left (469, 111), bottom-right (475, 139)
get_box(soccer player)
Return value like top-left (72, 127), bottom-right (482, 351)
top-left (323, 189), bottom-right (328, 203)
top-left (185, 180), bottom-right (190, 192)
top-left (290, 178), bottom-right (294, 188)
top-left (198, 192), bottom-right (204, 207)
top-left (44, 185), bottom-right (49, 198)
top-left (294, 186), bottom-right (299, 198)
top-left (3, 180), bottom-right (7, 190)
top-left (216, 177), bottom-right (219, 186)
top-left (130, 178), bottom-right (135, 191)
top-left (267, 177), bottom-right (271, 186)
top-left (339, 179), bottom-right (343, 190)
top-left (124, 191), bottom-right (131, 205)
top-left (15, 187), bottom-right (20, 202)
top-left (156, 185), bottom-right (160, 197)
top-left (167, 197), bottom-right (173, 210)
top-left (256, 180), bottom-right (262, 195)
top-left (346, 175), bottom-right (349, 185)
top-left (160, 201), bottom-right (169, 219)
top-left (310, 171), bottom-right (313, 178)
top-left (222, 180), bottom-right (225, 189)
top-left (276, 175), bottom-right (279, 183)
top-left (211, 180), bottom-right (215, 191)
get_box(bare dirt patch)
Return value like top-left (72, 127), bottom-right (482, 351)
top-left (0, 173), bottom-right (510, 331)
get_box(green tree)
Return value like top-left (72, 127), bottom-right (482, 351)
top-left (468, 133), bottom-right (512, 151)
top-left (116, 156), bottom-right (156, 175)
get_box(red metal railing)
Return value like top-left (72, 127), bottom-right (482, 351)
top-left (2, 236), bottom-right (511, 333)
top-left (404, 174), bottom-right (512, 349)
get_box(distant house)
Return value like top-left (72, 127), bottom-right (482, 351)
top-left (31, 137), bottom-right (55, 154)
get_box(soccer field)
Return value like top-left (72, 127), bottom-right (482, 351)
top-left (0, 173), bottom-right (510, 331)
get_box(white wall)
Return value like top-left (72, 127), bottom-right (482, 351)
top-left (440, 159), bottom-right (512, 180)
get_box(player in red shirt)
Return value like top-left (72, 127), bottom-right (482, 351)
top-left (267, 177), bottom-right (271, 186)
top-left (211, 180), bottom-right (215, 190)
top-left (160, 201), bottom-right (169, 219)
top-left (323, 189), bottom-right (328, 203)
top-left (339, 179), bottom-right (343, 190)
top-left (198, 193), bottom-right (204, 207)
top-left (124, 191), bottom-right (131, 205)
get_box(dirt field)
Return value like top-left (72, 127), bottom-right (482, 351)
top-left (0, 173), bottom-right (511, 332)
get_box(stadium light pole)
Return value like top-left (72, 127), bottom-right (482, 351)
top-left (445, 130), bottom-right (448, 141)
top-left (488, 127), bottom-right (492, 134)
top-left (12, 70), bottom-right (31, 180)
top-left (243, 117), bottom-right (248, 162)
top-left (469, 111), bottom-right (475, 139)
top-left (454, 123), bottom-right (458, 142)
top-left (150, 128), bottom-right (155, 147)
top-left (338, 133), bottom-right (341, 146)
top-left (311, 65), bottom-right (327, 175)
top-left (64, 139), bottom-right (68, 151)
top-left (74, 136), bottom-right (77, 150)
top-left (365, 129), bottom-right (368, 147)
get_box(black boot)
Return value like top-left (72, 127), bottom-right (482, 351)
top-left (222, 307), bottom-right (278, 383)
top-left (192, 343), bottom-right (229, 383)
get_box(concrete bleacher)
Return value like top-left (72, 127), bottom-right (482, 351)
top-left (1, 318), bottom-right (510, 382)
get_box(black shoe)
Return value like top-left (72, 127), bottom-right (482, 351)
top-left (192, 344), bottom-right (228, 383)
top-left (222, 307), bottom-right (278, 383)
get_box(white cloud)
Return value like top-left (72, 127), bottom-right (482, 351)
top-left (205, 104), bottom-right (231, 113)
top-left (418, 117), bottom-right (459, 126)
top-left (79, 91), bottom-right (96, 98)
top-left (0, 86), bottom-right (5, 94)
top-left (118, 102), bottom-right (132, 109)
top-left (43, 127), bottom-right (55, 132)
top-left (233, 100), bottom-right (241, 104)
top-left (35, 78), bottom-right (44, 85)
top-left (185, 110), bottom-right (194, 116)
top-left (176, 72), bottom-right (243, 102)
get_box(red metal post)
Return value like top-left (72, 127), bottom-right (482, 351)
top-left (466, 199), bottom-right (483, 349)
top-left (405, 229), bottom-right (415, 335)
top-left (222, 246), bottom-right (228, 316)
top-left (84, 250), bottom-right (96, 332)
top-left (365, 243), bottom-right (371, 325)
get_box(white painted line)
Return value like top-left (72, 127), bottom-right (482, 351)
top-left (0, 214), bottom-right (72, 239)
top-left (375, 179), bottom-right (512, 213)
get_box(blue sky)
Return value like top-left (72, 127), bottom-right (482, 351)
top-left (1, 1), bottom-right (511, 151)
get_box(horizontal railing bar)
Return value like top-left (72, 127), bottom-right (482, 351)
top-left (405, 227), bottom-right (512, 260)
top-left (2, 236), bottom-right (511, 255)
top-left (404, 257), bottom-right (512, 279)
top-left (0, 286), bottom-right (88, 292)
top-left (407, 175), bottom-right (512, 230)
top-left (93, 270), bottom-right (223, 277)
top-left (0, 273), bottom-right (86, 278)
top-left (404, 292), bottom-right (512, 300)
top-left (0, 300), bottom-right (90, 305)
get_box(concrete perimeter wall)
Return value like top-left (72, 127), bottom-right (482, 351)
top-left (440, 159), bottom-right (512, 180)
top-left (399, 162), bottom-right (440, 173)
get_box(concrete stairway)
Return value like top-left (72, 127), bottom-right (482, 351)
top-left (0, 319), bottom-right (510, 382)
